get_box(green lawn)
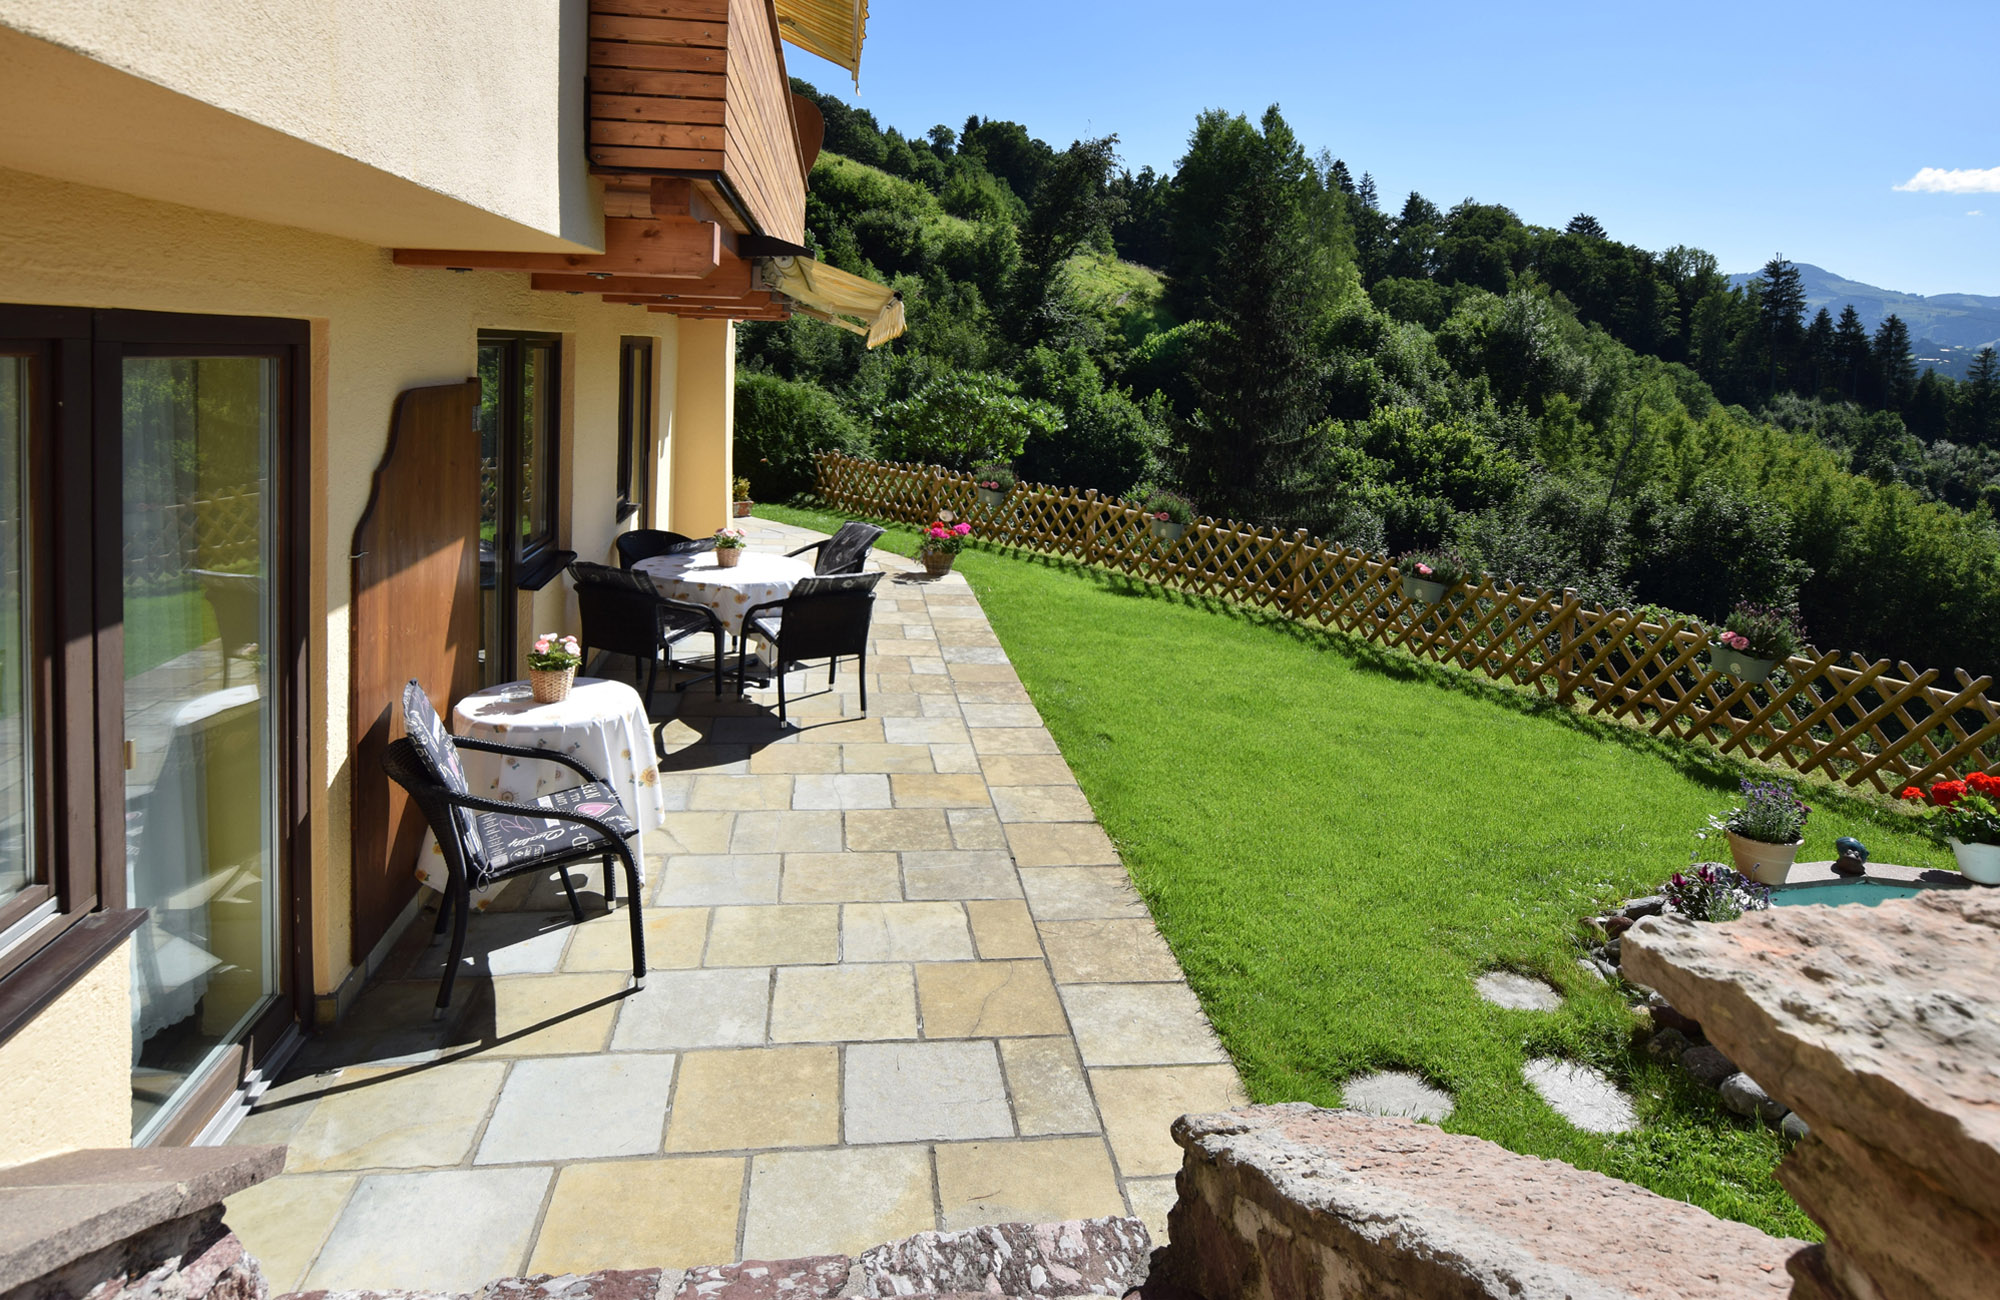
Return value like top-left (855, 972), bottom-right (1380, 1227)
top-left (765, 502), bottom-right (1950, 1237)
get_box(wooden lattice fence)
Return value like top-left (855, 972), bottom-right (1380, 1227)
top-left (817, 452), bottom-right (2000, 792)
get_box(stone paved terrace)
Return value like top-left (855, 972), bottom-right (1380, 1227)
top-left (221, 518), bottom-right (1244, 1296)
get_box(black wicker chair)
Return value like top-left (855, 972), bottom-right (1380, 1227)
top-left (383, 680), bottom-right (646, 1014)
top-left (571, 561), bottom-right (727, 702)
top-left (786, 521), bottom-right (884, 575)
top-left (616, 529), bottom-right (712, 569)
top-left (738, 571), bottom-right (884, 724)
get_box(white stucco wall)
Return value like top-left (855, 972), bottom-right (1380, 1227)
top-left (0, 163), bottom-right (701, 1035)
top-left (0, 1), bottom-right (599, 250)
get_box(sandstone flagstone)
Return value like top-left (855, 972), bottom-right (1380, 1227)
top-left (843, 1041), bottom-right (1013, 1144)
top-left (740, 1148), bottom-right (935, 1259)
top-left (528, 1158), bottom-right (744, 1273)
top-left (665, 1046), bottom-right (841, 1152)
top-left (932, 1139), bottom-right (1125, 1230)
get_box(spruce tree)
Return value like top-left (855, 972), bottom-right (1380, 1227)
top-left (1960, 347), bottom-right (1999, 447)
top-left (1328, 158), bottom-right (1356, 195)
top-left (1758, 255), bottom-right (1807, 396)
top-left (1565, 213), bottom-right (1608, 240)
top-left (1873, 314), bottom-right (1916, 411)
top-left (1805, 307), bottom-right (1836, 396)
top-left (1833, 304), bottom-right (1871, 401)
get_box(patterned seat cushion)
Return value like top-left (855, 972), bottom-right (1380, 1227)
top-left (470, 780), bottom-right (637, 876)
top-left (402, 679), bottom-right (469, 796)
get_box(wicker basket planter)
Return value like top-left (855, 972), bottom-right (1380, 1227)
top-left (529, 666), bottom-right (576, 704)
top-left (715, 547), bottom-right (743, 568)
top-left (921, 550), bottom-right (957, 577)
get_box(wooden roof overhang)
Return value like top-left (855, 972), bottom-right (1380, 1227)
top-left (389, 0), bottom-right (832, 325)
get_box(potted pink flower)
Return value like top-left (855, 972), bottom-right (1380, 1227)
top-left (1709, 603), bottom-right (1803, 685)
top-left (920, 515), bottom-right (973, 577)
top-left (712, 526), bottom-right (748, 568)
top-left (1394, 549), bottom-right (1472, 605)
top-left (526, 631), bottom-right (582, 703)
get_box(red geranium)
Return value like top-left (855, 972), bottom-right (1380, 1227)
top-left (1899, 785), bottom-right (1925, 801)
top-left (1967, 771), bottom-right (2000, 798)
top-left (1930, 780), bottom-right (1968, 807)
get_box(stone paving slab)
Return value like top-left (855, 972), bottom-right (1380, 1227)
top-left (226, 518), bottom-right (1242, 1292)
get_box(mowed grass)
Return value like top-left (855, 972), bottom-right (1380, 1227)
top-left (760, 503), bottom-right (1948, 1237)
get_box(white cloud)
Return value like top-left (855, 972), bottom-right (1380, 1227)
top-left (1973, 210), bottom-right (1987, 218)
top-left (1894, 166), bottom-right (2000, 194)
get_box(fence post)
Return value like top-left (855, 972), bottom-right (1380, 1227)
top-left (925, 467), bottom-right (940, 525)
top-left (1083, 491), bottom-right (1102, 565)
top-left (1555, 588), bottom-right (1581, 703)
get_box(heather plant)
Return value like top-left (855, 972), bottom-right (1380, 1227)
top-left (1661, 862), bottom-right (1772, 922)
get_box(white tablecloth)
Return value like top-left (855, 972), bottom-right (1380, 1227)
top-left (635, 550), bottom-right (815, 635)
top-left (415, 677), bottom-right (665, 910)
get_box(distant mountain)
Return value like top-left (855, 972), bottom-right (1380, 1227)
top-left (1726, 264), bottom-right (2000, 380)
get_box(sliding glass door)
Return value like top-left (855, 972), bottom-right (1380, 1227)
top-left (121, 353), bottom-right (284, 1138)
top-left (0, 354), bottom-right (34, 928)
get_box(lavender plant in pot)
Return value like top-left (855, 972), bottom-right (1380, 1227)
top-left (1899, 773), bottom-right (2000, 885)
top-left (1705, 778), bottom-right (1810, 886)
top-left (973, 463), bottom-right (1017, 510)
top-left (1710, 602), bottom-right (1802, 685)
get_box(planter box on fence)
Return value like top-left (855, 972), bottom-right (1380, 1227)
top-left (1150, 518), bottom-right (1187, 545)
top-left (1399, 574), bottom-right (1450, 605)
top-left (1710, 649), bottom-right (1780, 684)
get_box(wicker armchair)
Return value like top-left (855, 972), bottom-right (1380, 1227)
top-left (786, 521), bottom-right (884, 575)
top-left (738, 572), bottom-right (883, 724)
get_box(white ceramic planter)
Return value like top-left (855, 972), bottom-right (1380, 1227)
top-left (977, 487), bottom-right (1009, 510)
top-left (1401, 575), bottom-right (1450, 605)
top-left (1948, 837), bottom-right (2000, 886)
top-left (1150, 518), bottom-right (1187, 545)
top-left (1727, 830), bottom-right (1802, 885)
top-left (1711, 650), bottom-right (1780, 684)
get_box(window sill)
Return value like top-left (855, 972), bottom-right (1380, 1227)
top-left (516, 548), bottom-right (577, 591)
top-left (0, 909), bottom-right (146, 1048)
top-left (616, 501), bottom-right (640, 524)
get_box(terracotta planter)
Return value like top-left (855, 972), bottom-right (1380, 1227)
top-left (977, 487), bottom-right (1009, 510)
top-left (1948, 837), bottom-right (2000, 886)
top-left (921, 550), bottom-right (957, 577)
top-left (1401, 575), bottom-right (1450, 605)
top-left (1711, 649), bottom-right (1780, 684)
top-left (733, 500), bottom-right (753, 518)
top-left (1727, 830), bottom-right (1802, 885)
top-left (528, 666), bottom-right (576, 704)
top-left (1150, 518), bottom-right (1187, 545)
top-left (715, 547), bottom-right (743, 568)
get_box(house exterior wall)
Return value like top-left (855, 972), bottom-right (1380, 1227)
top-left (0, 163), bottom-right (697, 1151)
top-left (670, 319), bottom-right (738, 537)
top-left (0, 2), bottom-right (601, 252)
top-left (0, 937), bottom-right (132, 1167)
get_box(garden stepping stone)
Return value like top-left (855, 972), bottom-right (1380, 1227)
top-left (1340, 1070), bottom-right (1454, 1123)
top-left (1522, 1058), bottom-right (1637, 1133)
top-left (1474, 970), bottom-right (1563, 1011)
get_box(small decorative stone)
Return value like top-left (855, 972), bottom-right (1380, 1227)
top-left (1341, 1070), bottom-right (1455, 1123)
top-left (1646, 993), bottom-right (1701, 1037)
top-left (1645, 1027), bottom-right (1691, 1064)
top-left (1576, 957), bottom-right (1607, 983)
top-left (1591, 957), bottom-right (1620, 982)
top-left (1604, 937), bottom-right (1622, 965)
top-left (1781, 1112), bottom-right (1810, 1141)
top-left (1718, 1072), bottom-right (1789, 1124)
top-left (1620, 895), bottom-right (1666, 919)
top-left (1523, 1058), bottom-right (1638, 1133)
top-left (1603, 914), bottom-right (1634, 937)
top-left (1680, 1045), bottom-right (1737, 1088)
top-left (1474, 970), bottom-right (1564, 1011)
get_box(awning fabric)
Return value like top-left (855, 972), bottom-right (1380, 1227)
top-left (763, 256), bottom-right (905, 349)
top-left (773, 0), bottom-right (869, 87)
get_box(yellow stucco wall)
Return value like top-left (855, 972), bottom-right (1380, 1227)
top-left (0, 163), bottom-right (712, 1026)
top-left (0, 938), bottom-right (133, 1168)
top-left (670, 320), bottom-right (738, 537)
top-left (0, 2), bottom-right (598, 251)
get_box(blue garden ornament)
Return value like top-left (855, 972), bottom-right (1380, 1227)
top-left (1833, 836), bottom-right (1869, 877)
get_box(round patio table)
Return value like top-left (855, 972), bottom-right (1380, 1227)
top-left (634, 549), bottom-right (814, 636)
top-left (413, 676), bottom-right (664, 910)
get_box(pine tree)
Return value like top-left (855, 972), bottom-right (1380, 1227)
top-left (1805, 307), bottom-right (1836, 396)
top-left (1328, 158), bottom-right (1355, 195)
top-left (1873, 314), bottom-right (1916, 411)
top-left (1565, 213), bottom-right (1607, 240)
top-left (1356, 172), bottom-right (1379, 210)
top-left (1758, 255), bottom-right (1807, 396)
top-left (1833, 304), bottom-right (1871, 401)
top-left (1960, 346), bottom-right (1999, 447)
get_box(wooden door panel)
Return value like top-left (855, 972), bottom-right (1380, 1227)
top-left (348, 380), bottom-right (481, 964)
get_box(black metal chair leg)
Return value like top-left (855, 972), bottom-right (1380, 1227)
top-left (618, 842), bottom-right (647, 989)
top-left (557, 864), bottom-right (584, 924)
top-left (603, 852), bottom-right (618, 910)
top-left (435, 879), bottom-right (472, 1018)
top-left (777, 662), bottom-right (788, 726)
top-left (430, 885), bottom-right (452, 944)
top-left (712, 627), bottom-right (725, 695)
top-left (859, 648), bottom-right (867, 715)
top-left (644, 654), bottom-right (658, 711)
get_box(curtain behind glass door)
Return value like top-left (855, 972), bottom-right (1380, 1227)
top-left (122, 356), bottom-right (279, 1138)
top-left (0, 356), bottom-right (30, 915)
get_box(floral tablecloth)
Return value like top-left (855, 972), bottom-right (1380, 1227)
top-left (415, 677), bottom-right (664, 910)
top-left (634, 550), bottom-right (815, 635)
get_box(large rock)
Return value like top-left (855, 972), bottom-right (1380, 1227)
top-left (853, 1220), bottom-right (1150, 1298)
top-left (1153, 1104), bottom-right (1799, 1300)
top-left (1622, 889), bottom-right (2000, 1300)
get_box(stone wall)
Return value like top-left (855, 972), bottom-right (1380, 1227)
top-left (4, 1207), bottom-right (265, 1300)
top-left (1152, 1105), bottom-right (1800, 1300)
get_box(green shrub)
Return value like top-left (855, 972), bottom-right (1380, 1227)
top-left (874, 369), bottom-right (1064, 469)
top-left (733, 371), bottom-right (869, 501)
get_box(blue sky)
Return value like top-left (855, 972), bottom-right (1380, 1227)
top-left (787, 0), bottom-right (1999, 296)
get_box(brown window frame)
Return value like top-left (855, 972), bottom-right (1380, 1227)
top-left (616, 337), bottom-right (654, 523)
top-left (0, 307), bottom-right (314, 1105)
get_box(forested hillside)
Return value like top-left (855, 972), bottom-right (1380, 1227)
top-left (736, 81), bottom-right (2000, 673)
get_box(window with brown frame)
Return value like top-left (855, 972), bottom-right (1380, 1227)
top-left (616, 337), bottom-right (654, 523)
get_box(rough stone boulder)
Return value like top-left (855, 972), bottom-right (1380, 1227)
top-left (1152, 1105), bottom-right (1800, 1299)
top-left (1623, 890), bottom-right (2000, 1300)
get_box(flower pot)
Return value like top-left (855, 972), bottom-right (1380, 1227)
top-left (733, 500), bottom-right (753, 518)
top-left (921, 550), bottom-right (957, 577)
top-left (529, 666), bottom-right (576, 704)
top-left (1948, 837), bottom-right (2000, 886)
top-left (977, 487), bottom-right (1009, 510)
top-left (715, 547), bottom-right (743, 568)
top-left (1711, 650), bottom-right (1780, 684)
top-left (1150, 518), bottom-right (1187, 545)
top-left (1401, 575), bottom-right (1450, 605)
top-left (1726, 830), bottom-right (1802, 885)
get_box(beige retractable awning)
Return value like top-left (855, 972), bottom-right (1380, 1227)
top-left (764, 255), bottom-right (906, 348)
top-left (774, 0), bottom-right (869, 86)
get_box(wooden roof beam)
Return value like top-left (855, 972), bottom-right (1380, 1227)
top-left (604, 290), bottom-right (774, 309)
top-left (393, 216), bottom-right (721, 279)
top-left (529, 256), bottom-right (754, 298)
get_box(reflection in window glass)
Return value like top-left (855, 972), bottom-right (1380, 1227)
top-left (0, 356), bottom-right (29, 911)
top-left (520, 340), bottom-right (554, 547)
top-left (122, 356), bottom-right (278, 1138)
